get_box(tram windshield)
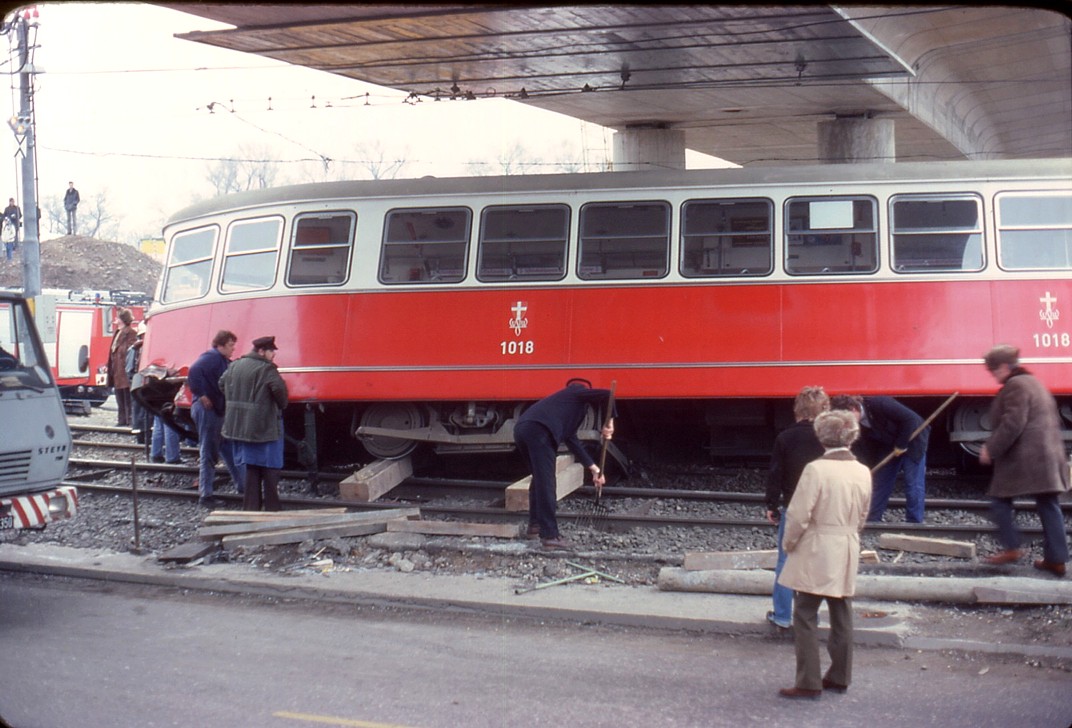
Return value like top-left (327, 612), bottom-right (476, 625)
top-left (0, 298), bottom-right (53, 391)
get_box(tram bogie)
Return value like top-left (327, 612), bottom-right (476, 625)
top-left (136, 159), bottom-right (1072, 469)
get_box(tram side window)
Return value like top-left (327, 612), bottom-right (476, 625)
top-left (891, 195), bottom-right (984, 273)
top-left (161, 227), bottom-right (217, 303)
top-left (477, 205), bottom-right (569, 282)
top-left (287, 212), bottom-right (355, 286)
top-left (785, 197), bottom-right (878, 275)
top-left (579, 201), bottom-right (670, 280)
top-left (220, 218), bottom-right (283, 293)
top-left (681, 198), bottom-right (773, 277)
top-left (996, 192), bottom-right (1072, 270)
top-left (379, 208), bottom-right (470, 284)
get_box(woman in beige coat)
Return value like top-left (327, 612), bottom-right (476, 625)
top-left (777, 409), bottom-right (872, 700)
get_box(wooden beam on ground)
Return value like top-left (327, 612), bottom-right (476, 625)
top-left (505, 455), bottom-right (583, 512)
top-left (387, 519), bottom-right (523, 538)
top-left (878, 533), bottom-right (976, 559)
top-left (684, 550), bottom-right (778, 571)
top-left (860, 549), bottom-right (881, 564)
top-left (157, 541), bottom-right (217, 564)
top-left (221, 521), bottom-right (396, 549)
top-left (203, 508), bottom-right (348, 525)
top-left (199, 508), bottom-right (420, 540)
top-left (338, 456), bottom-right (413, 502)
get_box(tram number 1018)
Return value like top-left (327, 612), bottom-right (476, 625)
top-left (1033, 332), bottom-right (1071, 348)
top-left (501, 340), bottom-right (535, 356)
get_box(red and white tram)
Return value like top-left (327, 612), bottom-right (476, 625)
top-left (137, 159), bottom-right (1072, 469)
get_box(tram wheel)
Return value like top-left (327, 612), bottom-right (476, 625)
top-left (358, 403), bottom-right (424, 460)
top-left (950, 400), bottom-right (991, 473)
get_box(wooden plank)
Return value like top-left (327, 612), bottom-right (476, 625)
top-left (339, 456), bottom-right (413, 502)
top-left (683, 550), bottom-right (778, 571)
top-left (505, 456), bottom-right (583, 512)
top-left (878, 533), bottom-right (976, 559)
top-left (221, 521), bottom-right (392, 549)
top-left (200, 508), bottom-right (420, 539)
top-left (387, 519), bottom-right (523, 538)
top-left (860, 549), bottom-right (881, 564)
top-left (204, 508), bottom-right (348, 524)
top-left (157, 541), bottom-right (217, 563)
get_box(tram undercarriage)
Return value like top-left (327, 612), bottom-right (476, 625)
top-left (132, 365), bottom-right (1072, 478)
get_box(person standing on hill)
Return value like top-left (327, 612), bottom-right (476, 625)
top-left (63, 181), bottom-right (80, 235)
top-left (3, 197), bottom-right (20, 256)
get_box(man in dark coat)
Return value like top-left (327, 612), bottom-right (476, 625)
top-left (63, 181), bottom-right (80, 235)
top-left (221, 336), bottom-right (289, 512)
top-left (831, 394), bottom-right (929, 523)
top-left (221, 336), bottom-right (289, 511)
top-left (979, 344), bottom-right (1070, 576)
top-left (514, 379), bottom-right (615, 549)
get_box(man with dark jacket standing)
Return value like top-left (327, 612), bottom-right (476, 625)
top-left (831, 394), bottom-right (929, 523)
top-left (63, 181), bottom-right (79, 235)
top-left (188, 329), bottom-right (245, 508)
top-left (979, 344), bottom-right (1070, 576)
top-left (221, 336), bottom-right (288, 511)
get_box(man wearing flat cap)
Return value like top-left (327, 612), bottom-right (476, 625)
top-left (221, 335), bottom-right (288, 510)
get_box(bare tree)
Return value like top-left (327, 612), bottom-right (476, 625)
top-left (349, 140), bottom-right (409, 180)
top-left (205, 145), bottom-right (282, 196)
top-left (467, 141), bottom-right (559, 176)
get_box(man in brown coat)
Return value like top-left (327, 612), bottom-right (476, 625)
top-left (107, 308), bottom-right (138, 427)
top-left (979, 344), bottom-right (1070, 576)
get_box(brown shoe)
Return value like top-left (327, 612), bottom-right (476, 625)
top-left (822, 678), bottom-right (848, 694)
top-left (526, 525), bottom-right (540, 538)
top-left (541, 537), bottom-right (573, 550)
top-left (778, 687), bottom-right (821, 701)
top-left (1033, 559), bottom-right (1067, 577)
top-left (983, 549), bottom-right (1023, 565)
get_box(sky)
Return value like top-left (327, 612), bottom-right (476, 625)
top-left (1, 3), bottom-right (726, 244)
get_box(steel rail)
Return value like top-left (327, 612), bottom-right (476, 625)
top-left (67, 480), bottom-right (1067, 540)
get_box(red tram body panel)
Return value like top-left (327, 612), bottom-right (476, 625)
top-left (137, 160), bottom-right (1072, 464)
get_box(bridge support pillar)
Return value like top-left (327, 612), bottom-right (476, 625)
top-left (818, 115), bottom-right (895, 163)
top-left (612, 125), bottom-right (686, 171)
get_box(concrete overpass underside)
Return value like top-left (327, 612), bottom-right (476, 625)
top-left (165, 4), bottom-right (1071, 168)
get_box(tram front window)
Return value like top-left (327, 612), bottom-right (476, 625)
top-left (0, 301), bottom-right (52, 390)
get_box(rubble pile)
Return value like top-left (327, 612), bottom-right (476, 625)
top-left (0, 235), bottom-right (162, 295)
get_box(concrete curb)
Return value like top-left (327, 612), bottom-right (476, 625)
top-left (3, 543), bottom-right (1072, 661)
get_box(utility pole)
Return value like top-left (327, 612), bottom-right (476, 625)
top-left (8, 8), bottom-right (40, 297)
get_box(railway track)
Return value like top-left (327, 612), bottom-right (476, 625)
top-left (65, 456), bottom-right (1069, 542)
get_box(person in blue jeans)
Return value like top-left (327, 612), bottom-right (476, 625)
top-left (831, 394), bottom-right (929, 523)
top-left (150, 414), bottom-right (181, 464)
top-left (189, 330), bottom-right (245, 508)
top-left (765, 386), bottom-right (828, 630)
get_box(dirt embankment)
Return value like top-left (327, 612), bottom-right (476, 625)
top-left (0, 235), bottom-right (161, 295)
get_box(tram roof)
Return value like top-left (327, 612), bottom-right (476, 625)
top-left (167, 158), bottom-right (1072, 225)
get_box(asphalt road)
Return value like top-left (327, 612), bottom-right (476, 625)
top-left (1, 572), bottom-right (1070, 728)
